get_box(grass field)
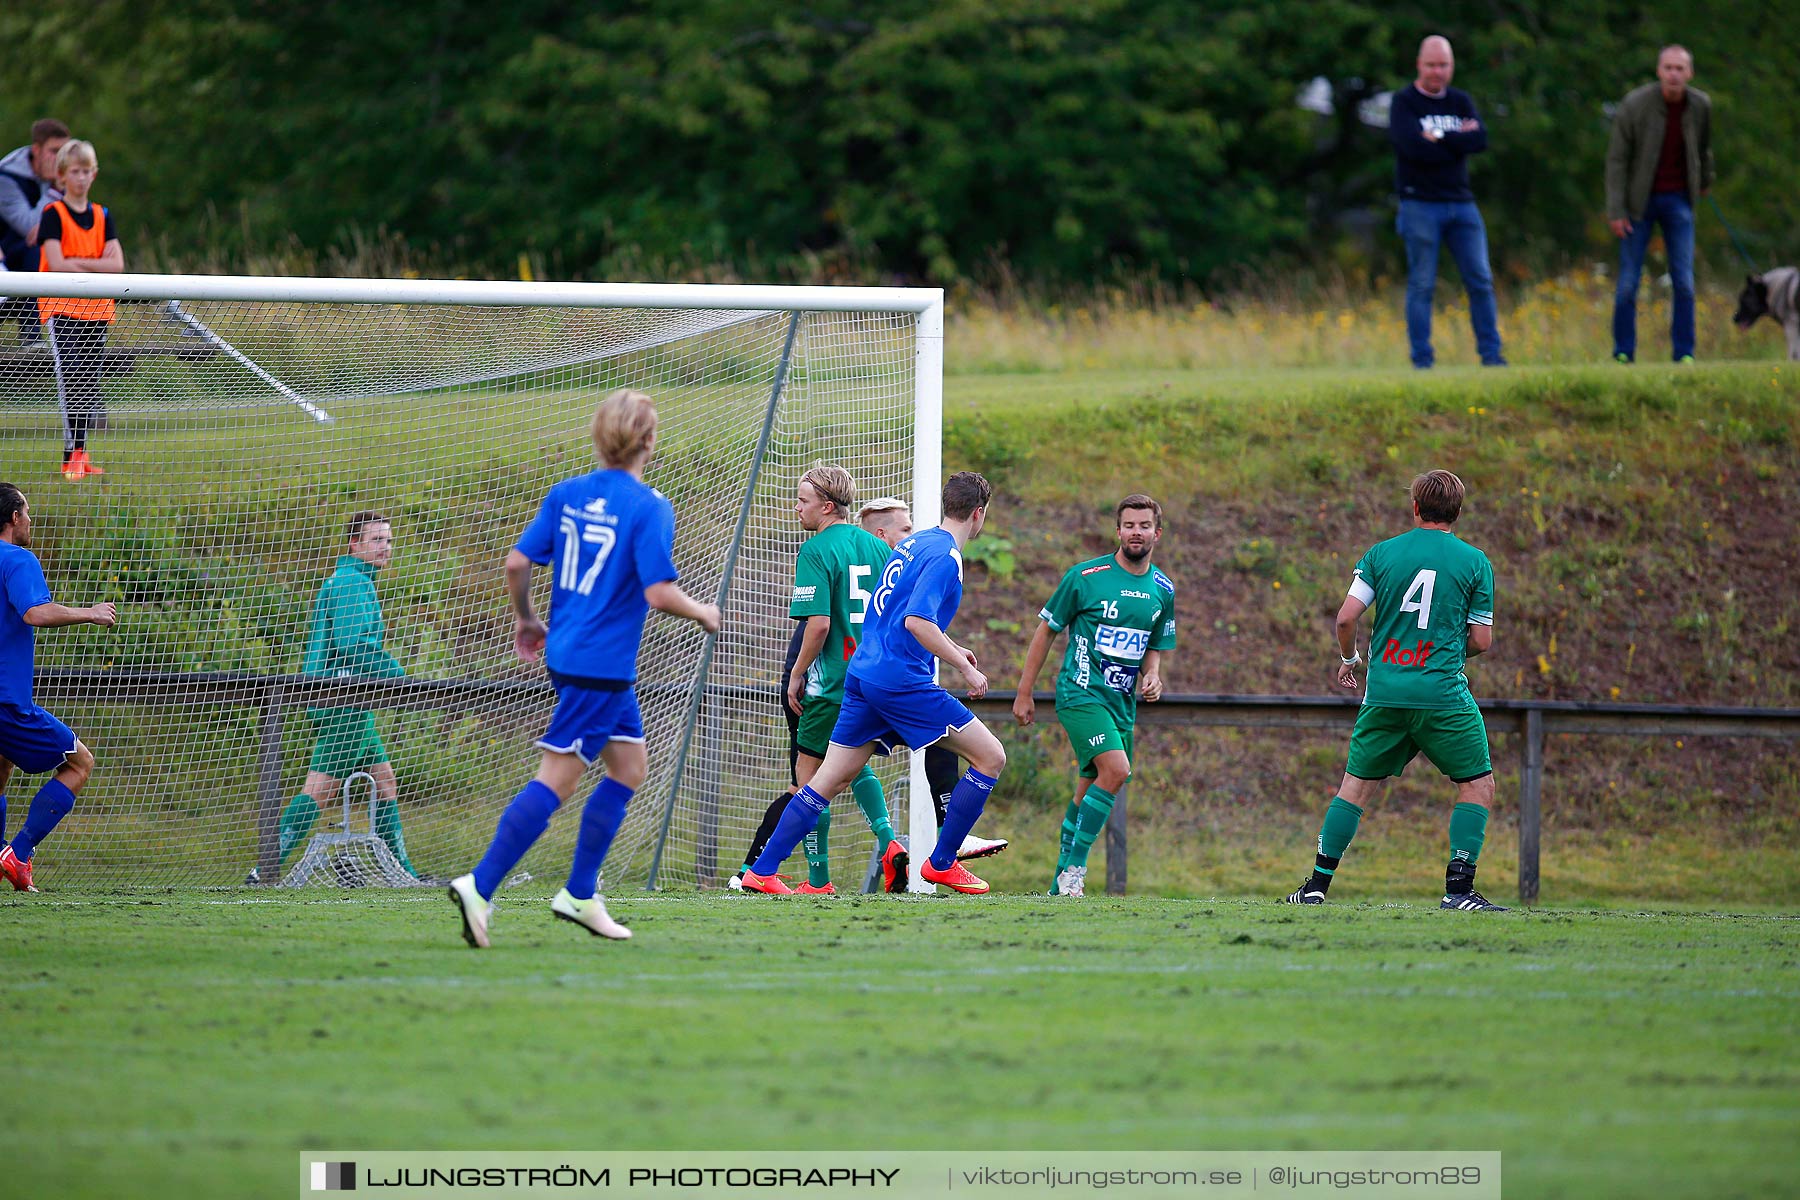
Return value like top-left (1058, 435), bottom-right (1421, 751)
top-left (5, 891), bottom-right (1795, 1199)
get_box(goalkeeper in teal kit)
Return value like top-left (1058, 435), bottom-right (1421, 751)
top-left (1014, 494), bottom-right (1175, 897)
top-left (1284, 469), bottom-right (1505, 911)
top-left (252, 512), bottom-right (416, 882)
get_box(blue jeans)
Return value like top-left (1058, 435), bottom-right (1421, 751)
top-left (1612, 191), bottom-right (1695, 361)
top-left (1397, 199), bottom-right (1504, 368)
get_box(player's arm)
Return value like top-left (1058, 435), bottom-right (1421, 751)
top-left (644, 580), bottom-right (721, 633)
top-left (23, 600), bottom-right (116, 628)
top-left (1334, 594), bottom-right (1369, 690)
top-left (1013, 618), bottom-right (1056, 725)
top-left (1466, 557), bottom-right (1496, 659)
top-left (1140, 648), bottom-right (1165, 703)
top-left (787, 614), bottom-right (830, 715)
top-left (504, 548), bottom-right (547, 661)
top-left (903, 615), bottom-right (986, 698)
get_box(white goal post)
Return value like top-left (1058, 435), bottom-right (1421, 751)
top-left (0, 272), bottom-right (942, 891)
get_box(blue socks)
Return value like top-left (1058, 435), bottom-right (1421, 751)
top-left (471, 780), bottom-right (562, 900)
top-left (0, 794), bottom-right (7, 843)
top-left (750, 786), bottom-right (828, 876)
top-left (930, 768), bottom-right (997, 869)
top-left (565, 778), bottom-right (634, 900)
top-left (9, 779), bottom-right (76, 863)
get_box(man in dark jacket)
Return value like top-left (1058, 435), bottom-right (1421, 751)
top-left (1606, 46), bottom-right (1713, 364)
top-left (1389, 36), bottom-right (1504, 369)
top-left (0, 118), bottom-right (69, 346)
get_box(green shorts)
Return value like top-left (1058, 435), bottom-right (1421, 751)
top-left (1058, 703), bottom-right (1134, 778)
top-left (307, 708), bottom-right (390, 778)
top-left (1345, 702), bottom-right (1492, 783)
top-left (795, 695), bottom-right (841, 760)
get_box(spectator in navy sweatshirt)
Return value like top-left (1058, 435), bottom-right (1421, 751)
top-left (1389, 36), bottom-right (1505, 369)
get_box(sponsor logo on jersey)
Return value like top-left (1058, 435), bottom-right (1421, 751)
top-left (1094, 624), bottom-right (1150, 661)
top-left (1162, 620), bottom-right (1175, 637)
top-left (1153, 570), bottom-right (1174, 594)
top-left (560, 502), bottom-right (618, 526)
top-left (1101, 660), bottom-right (1140, 694)
top-left (1080, 562), bottom-right (1113, 576)
top-left (1072, 634), bottom-right (1091, 689)
top-left (792, 585), bottom-right (818, 602)
top-left (1119, 589), bottom-right (1153, 600)
top-left (1381, 638), bottom-right (1435, 666)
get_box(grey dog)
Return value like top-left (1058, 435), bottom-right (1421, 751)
top-left (1733, 268), bottom-right (1800, 360)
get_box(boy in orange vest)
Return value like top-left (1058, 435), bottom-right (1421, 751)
top-left (36, 140), bottom-right (123, 481)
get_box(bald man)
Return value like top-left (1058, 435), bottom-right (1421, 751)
top-left (1389, 35), bottom-right (1505, 370)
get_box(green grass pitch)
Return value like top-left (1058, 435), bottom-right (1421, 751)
top-left (5, 890), bottom-right (1795, 1199)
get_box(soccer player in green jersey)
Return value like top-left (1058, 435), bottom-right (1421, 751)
top-left (1014, 494), bottom-right (1175, 897)
top-left (1284, 469), bottom-right (1506, 911)
top-left (782, 465), bottom-right (909, 893)
top-left (248, 512), bottom-right (417, 884)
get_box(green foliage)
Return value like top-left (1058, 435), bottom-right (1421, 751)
top-left (962, 533), bottom-right (1016, 579)
top-left (4, 1), bottom-right (1791, 284)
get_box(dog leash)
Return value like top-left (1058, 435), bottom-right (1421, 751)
top-left (1706, 195), bottom-right (1763, 271)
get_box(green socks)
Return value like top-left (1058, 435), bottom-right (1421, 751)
top-left (1066, 784), bottom-right (1116, 869)
top-left (851, 764), bottom-right (896, 845)
top-left (1318, 796), bottom-right (1363, 861)
top-left (803, 807), bottom-right (832, 887)
top-left (1054, 798), bottom-right (1081, 877)
top-left (373, 797), bottom-right (417, 875)
top-left (1449, 801), bottom-right (1488, 865)
top-left (276, 792), bottom-right (320, 864)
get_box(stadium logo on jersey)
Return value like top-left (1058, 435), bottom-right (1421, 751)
top-left (1080, 563), bottom-right (1113, 576)
top-left (1119, 589), bottom-right (1153, 600)
top-left (1072, 634), bottom-right (1092, 689)
top-left (1094, 624), bottom-right (1150, 661)
top-left (792, 584), bottom-right (818, 603)
top-left (1381, 638), bottom-right (1435, 666)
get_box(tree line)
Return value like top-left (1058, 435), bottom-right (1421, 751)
top-left (3, 0), bottom-right (1793, 286)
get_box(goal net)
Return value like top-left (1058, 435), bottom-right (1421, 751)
top-left (0, 274), bottom-right (942, 891)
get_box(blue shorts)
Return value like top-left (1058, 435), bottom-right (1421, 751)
top-left (830, 673), bottom-right (975, 756)
top-left (536, 685), bottom-right (644, 765)
top-left (0, 703), bottom-right (78, 775)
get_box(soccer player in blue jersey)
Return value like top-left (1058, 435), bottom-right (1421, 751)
top-left (446, 390), bottom-right (720, 948)
top-left (0, 483), bottom-right (116, 892)
top-left (740, 471), bottom-right (1004, 895)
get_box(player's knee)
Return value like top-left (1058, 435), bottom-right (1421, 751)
top-left (1096, 761), bottom-right (1131, 793)
top-left (970, 741), bottom-right (1005, 779)
top-left (62, 741), bottom-right (95, 789)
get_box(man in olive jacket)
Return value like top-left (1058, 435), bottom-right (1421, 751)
top-left (1606, 45), bottom-right (1713, 364)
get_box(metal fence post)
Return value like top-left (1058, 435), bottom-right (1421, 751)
top-left (1519, 707), bottom-right (1544, 906)
top-left (1105, 780), bottom-right (1128, 894)
top-left (256, 681), bottom-right (286, 883)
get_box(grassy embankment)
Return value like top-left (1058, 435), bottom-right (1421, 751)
top-left (940, 360), bottom-right (1798, 907)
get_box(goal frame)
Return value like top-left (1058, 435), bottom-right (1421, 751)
top-left (4, 272), bottom-right (945, 891)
